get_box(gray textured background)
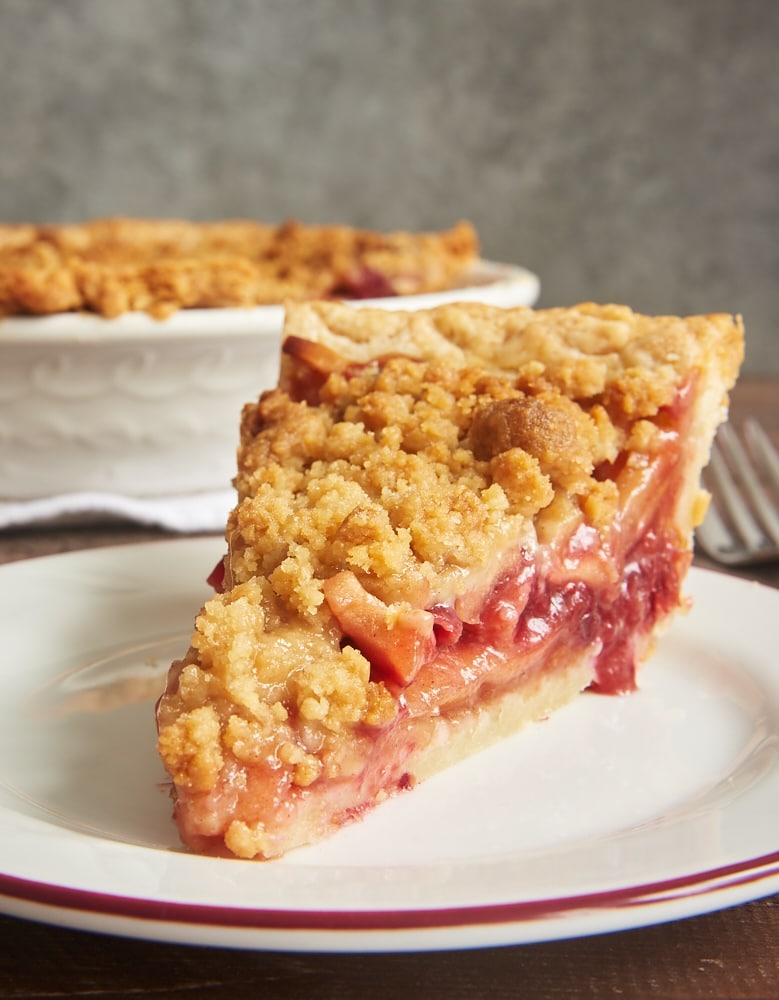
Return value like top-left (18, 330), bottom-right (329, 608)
top-left (0, 0), bottom-right (776, 373)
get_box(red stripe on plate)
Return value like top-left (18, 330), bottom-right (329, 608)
top-left (1, 850), bottom-right (778, 932)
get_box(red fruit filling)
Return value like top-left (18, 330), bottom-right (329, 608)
top-left (329, 266), bottom-right (398, 300)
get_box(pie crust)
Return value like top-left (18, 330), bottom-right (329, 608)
top-left (156, 300), bottom-right (744, 859)
top-left (0, 217), bottom-right (478, 318)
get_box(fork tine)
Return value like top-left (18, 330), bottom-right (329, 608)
top-left (720, 421), bottom-right (779, 547)
top-left (707, 430), bottom-right (767, 552)
top-left (695, 492), bottom-right (744, 563)
top-left (744, 418), bottom-right (779, 499)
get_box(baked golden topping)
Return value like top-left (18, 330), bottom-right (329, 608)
top-left (0, 217), bottom-right (478, 318)
top-left (282, 300), bottom-right (743, 418)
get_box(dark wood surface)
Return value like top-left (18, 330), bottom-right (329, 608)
top-left (1, 378), bottom-right (777, 1000)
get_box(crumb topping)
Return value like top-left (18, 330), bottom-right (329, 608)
top-left (232, 359), bottom-right (585, 611)
top-left (282, 301), bottom-right (743, 419)
top-left (0, 217), bottom-right (478, 318)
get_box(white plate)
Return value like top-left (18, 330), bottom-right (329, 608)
top-left (0, 538), bottom-right (777, 953)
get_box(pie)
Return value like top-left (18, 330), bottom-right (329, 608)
top-left (0, 217), bottom-right (478, 318)
top-left (156, 300), bottom-right (744, 859)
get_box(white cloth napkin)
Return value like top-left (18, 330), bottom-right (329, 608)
top-left (0, 489), bottom-right (236, 533)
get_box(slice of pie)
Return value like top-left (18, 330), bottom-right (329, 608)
top-left (156, 300), bottom-right (743, 859)
top-left (0, 217), bottom-right (478, 318)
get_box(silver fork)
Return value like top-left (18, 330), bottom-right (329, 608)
top-left (696, 418), bottom-right (779, 566)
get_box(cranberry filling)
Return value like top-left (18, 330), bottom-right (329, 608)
top-left (329, 266), bottom-right (398, 300)
top-left (585, 532), bottom-right (690, 693)
top-left (206, 558), bottom-right (226, 593)
top-left (391, 525), bottom-right (687, 712)
top-left (430, 605), bottom-right (464, 646)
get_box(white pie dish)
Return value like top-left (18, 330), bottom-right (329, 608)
top-left (0, 260), bottom-right (539, 502)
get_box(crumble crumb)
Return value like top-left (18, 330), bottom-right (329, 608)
top-left (225, 820), bottom-right (271, 860)
top-left (156, 705), bottom-right (224, 793)
top-left (0, 217), bottom-right (479, 318)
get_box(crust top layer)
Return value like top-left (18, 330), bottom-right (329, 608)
top-left (282, 300), bottom-right (744, 417)
top-left (0, 218), bottom-right (478, 318)
top-left (229, 301), bottom-right (743, 606)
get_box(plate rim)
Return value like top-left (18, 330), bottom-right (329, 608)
top-left (2, 847), bottom-right (779, 931)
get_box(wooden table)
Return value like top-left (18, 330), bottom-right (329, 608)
top-left (1, 378), bottom-right (777, 1000)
